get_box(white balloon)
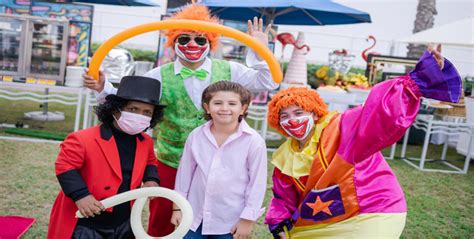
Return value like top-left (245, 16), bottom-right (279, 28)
top-left (76, 187), bottom-right (193, 239)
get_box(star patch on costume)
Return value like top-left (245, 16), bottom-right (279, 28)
top-left (295, 184), bottom-right (345, 222)
top-left (306, 196), bottom-right (334, 216)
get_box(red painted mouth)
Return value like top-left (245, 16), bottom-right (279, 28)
top-left (177, 45), bottom-right (208, 61)
top-left (282, 119), bottom-right (309, 138)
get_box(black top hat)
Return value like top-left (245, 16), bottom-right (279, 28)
top-left (105, 76), bottom-right (163, 106)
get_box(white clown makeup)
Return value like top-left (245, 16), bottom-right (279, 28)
top-left (174, 34), bottom-right (210, 63)
top-left (280, 115), bottom-right (315, 140)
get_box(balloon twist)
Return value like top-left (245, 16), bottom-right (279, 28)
top-left (76, 187), bottom-right (193, 239)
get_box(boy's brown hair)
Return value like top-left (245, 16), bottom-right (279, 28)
top-left (201, 81), bottom-right (252, 121)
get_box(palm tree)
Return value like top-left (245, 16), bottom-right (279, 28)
top-left (167, 0), bottom-right (192, 9)
top-left (407, 0), bottom-right (437, 58)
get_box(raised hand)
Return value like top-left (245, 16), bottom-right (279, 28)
top-left (83, 69), bottom-right (106, 92)
top-left (247, 17), bottom-right (272, 47)
top-left (428, 44), bottom-right (444, 70)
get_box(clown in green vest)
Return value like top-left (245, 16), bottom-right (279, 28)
top-left (83, 3), bottom-right (278, 237)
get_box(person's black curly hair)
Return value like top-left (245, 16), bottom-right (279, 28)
top-left (94, 97), bottom-right (165, 129)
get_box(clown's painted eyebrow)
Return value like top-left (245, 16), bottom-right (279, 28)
top-left (289, 109), bottom-right (305, 114)
top-left (280, 111), bottom-right (291, 118)
top-left (280, 108), bottom-right (306, 118)
top-left (294, 109), bottom-right (305, 113)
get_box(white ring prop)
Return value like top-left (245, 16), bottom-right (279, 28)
top-left (75, 187), bottom-right (193, 239)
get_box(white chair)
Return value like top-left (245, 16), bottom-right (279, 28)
top-left (246, 104), bottom-right (269, 140)
top-left (400, 114), bottom-right (474, 174)
top-left (456, 97), bottom-right (474, 158)
top-left (385, 143), bottom-right (398, 160)
top-left (82, 89), bottom-right (99, 129)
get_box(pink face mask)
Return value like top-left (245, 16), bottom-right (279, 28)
top-left (280, 115), bottom-right (314, 140)
top-left (114, 111), bottom-right (151, 135)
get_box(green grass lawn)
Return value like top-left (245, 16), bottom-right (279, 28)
top-left (0, 92), bottom-right (473, 238)
top-left (1, 139), bottom-right (473, 238)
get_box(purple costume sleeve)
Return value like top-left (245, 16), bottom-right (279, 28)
top-left (339, 51), bottom-right (462, 164)
top-left (264, 169), bottom-right (298, 232)
top-left (409, 51), bottom-right (462, 103)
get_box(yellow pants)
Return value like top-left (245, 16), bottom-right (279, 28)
top-left (288, 213), bottom-right (407, 239)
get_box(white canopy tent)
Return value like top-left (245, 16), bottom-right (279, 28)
top-left (399, 16), bottom-right (474, 48)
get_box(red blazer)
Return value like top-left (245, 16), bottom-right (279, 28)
top-left (47, 125), bottom-right (158, 239)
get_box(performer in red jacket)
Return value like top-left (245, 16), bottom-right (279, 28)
top-left (48, 76), bottom-right (165, 239)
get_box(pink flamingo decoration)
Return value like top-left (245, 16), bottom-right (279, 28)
top-left (277, 33), bottom-right (310, 60)
top-left (277, 33), bottom-right (295, 51)
top-left (362, 35), bottom-right (384, 83)
top-left (361, 35), bottom-right (379, 62)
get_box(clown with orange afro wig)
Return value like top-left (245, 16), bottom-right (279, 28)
top-left (264, 46), bottom-right (462, 238)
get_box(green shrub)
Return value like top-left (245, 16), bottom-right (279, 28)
top-left (91, 42), bottom-right (157, 62)
top-left (126, 48), bottom-right (156, 62)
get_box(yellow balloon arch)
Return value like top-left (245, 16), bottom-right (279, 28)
top-left (88, 19), bottom-right (282, 83)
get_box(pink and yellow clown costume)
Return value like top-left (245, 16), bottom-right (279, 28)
top-left (264, 51), bottom-right (462, 238)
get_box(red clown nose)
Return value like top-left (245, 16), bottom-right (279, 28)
top-left (288, 119), bottom-right (299, 126)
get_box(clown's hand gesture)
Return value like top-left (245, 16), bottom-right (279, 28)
top-left (247, 17), bottom-right (271, 48)
top-left (428, 44), bottom-right (444, 70)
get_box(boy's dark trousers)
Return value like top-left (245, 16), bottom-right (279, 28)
top-left (72, 219), bottom-right (134, 239)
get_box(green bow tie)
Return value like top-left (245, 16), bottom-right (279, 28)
top-left (180, 67), bottom-right (208, 81)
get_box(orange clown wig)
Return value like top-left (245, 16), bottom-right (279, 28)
top-left (267, 87), bottom-right (329, 137)
top-left (164, 4), bottom-right (221, 51)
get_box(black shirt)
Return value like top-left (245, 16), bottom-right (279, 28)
top-left (77, 125), bottom-right (137, 229)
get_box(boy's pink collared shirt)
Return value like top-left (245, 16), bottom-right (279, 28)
top-left (174, 120), bottom-right (268, 235)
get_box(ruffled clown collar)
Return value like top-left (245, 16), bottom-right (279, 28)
top-left (271, 111), bottom-right (337, 178)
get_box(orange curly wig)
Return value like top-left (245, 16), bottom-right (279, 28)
top-left (164, 4), bottom-right (221, 51)
top-left (268, 87), bottom-right (329, 137)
